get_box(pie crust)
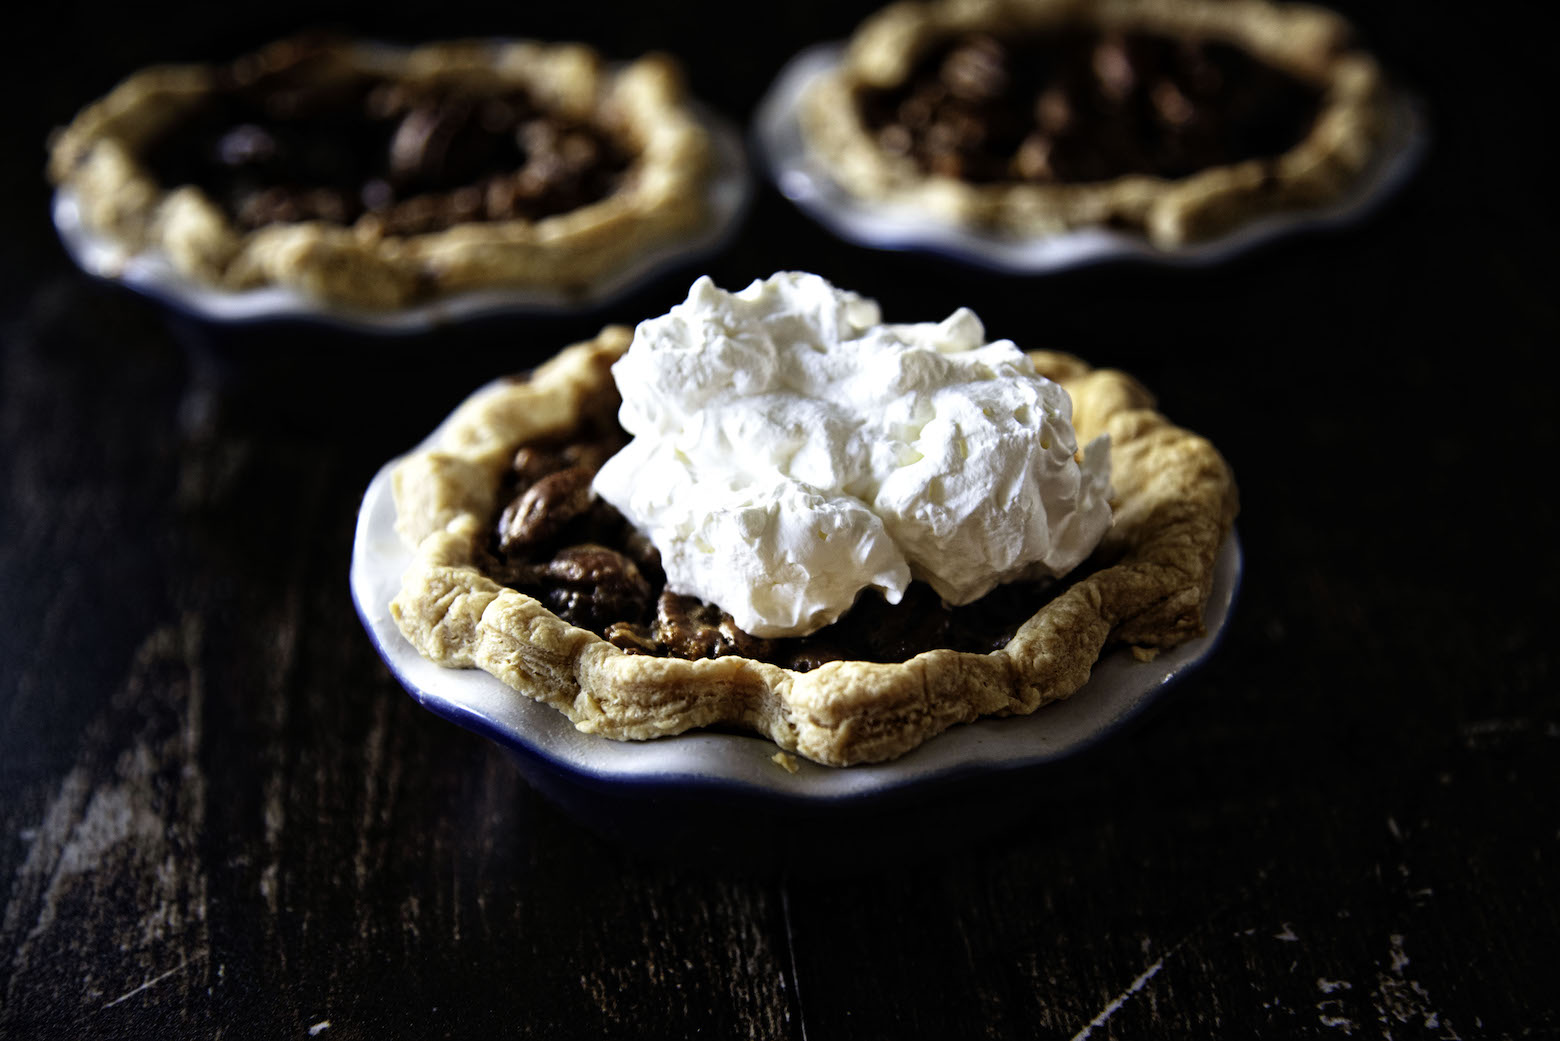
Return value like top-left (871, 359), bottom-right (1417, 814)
top-left (389, 326), bottom-right (1238, 766)
top-left (48, 39), bottom-right (711, 308)
top-left (799, 0), bottom-right (1388, 247)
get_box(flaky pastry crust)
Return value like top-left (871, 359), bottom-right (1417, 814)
top-left (388, 327), bottom-right (1238, 766)
top-left (49, 40), bottom-right (710, 308)
top-left (799, 0), bottom-right (1388, 247)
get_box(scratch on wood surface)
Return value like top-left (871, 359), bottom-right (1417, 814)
top-left (258, 603), bottom-right (299, 920)
top-left (1066, 919), bottom-right (1216, 1041)
top-left (1459, 716), bottom-right (1560, 748)
top-left (1315, 977), bottom-right (1358, 1035)
top-left (1371, 933), bottom-right (1458, 1038)
top-left (354, 694), bottom-right (391, 896)
top-left (61, 782), bottom-right (168, 878)
top-left (101, 952), bottom-right (205, 1009)
top-left (7, 765), bottom-right (168, 968)
top-left (260, 863), bottom-right (280, 915)
top-left (779, 884), bottom-right (808, 1041)
top-left (1064, 874), bottom-right (1272, 1041)
top-left (1, 768), bottom-right (90, 966)
top-left (0, 618), bottom-right (212, 1025)
top-left (1067, 954), bottom-right (1168, 1041)
top-left (1310, 933), bottom-right (1461, 1039)
top-left (1387, 934), bottom-right (1410, 974)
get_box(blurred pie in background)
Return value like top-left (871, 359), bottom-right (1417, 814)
top-left (48, 37), bottom-right (711, 308)
top-left (799, 0), bottom-right (1389, 247)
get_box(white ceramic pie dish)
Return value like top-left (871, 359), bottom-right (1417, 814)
top-left (753, 43), bottom-right (1428, 273)
top-left (52, 104), bottom-right (751, 333)
top-left (350, 424), bottom-right (1241, 807)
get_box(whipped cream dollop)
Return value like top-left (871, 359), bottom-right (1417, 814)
top-left (592, 273), bottom-right (1112, 639)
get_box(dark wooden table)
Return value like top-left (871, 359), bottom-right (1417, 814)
top-left (4, 2), bottom-right (1555, 1037)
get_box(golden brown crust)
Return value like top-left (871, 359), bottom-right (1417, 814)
top-left (798, 0), bottom-right (1388, 247)
top-left (389, 329), bottom-right (1238, 767)
top-left (49, 40), bottom-right (711, 308)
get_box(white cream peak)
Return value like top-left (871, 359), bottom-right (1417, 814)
top-left (592, 272), bottom-right (1112, 638)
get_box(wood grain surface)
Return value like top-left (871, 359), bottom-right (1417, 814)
top-left (3, 1), bottom-right (1555, 1038)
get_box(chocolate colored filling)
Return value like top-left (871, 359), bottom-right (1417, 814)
top-left (857, 29), bottom-right (1323, 184)
top-left (482, 421), bottom-right (1076, 672)
top-left (141, 42), bottom-right (634, 234)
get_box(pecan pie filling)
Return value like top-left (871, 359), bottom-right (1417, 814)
top-left (857, 29), bottom-right (1324, 185)
top-left (140, 45), bottom-right (634, 236)
top-left (482, 423), bottom-right (1073, 673)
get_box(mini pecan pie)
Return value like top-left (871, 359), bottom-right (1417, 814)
top-left (799, 0), bottom-right (1388, 246)
top-left (49, 38), bottom-right (710, 307)
top-left (389, 326), bottom-right (1237, 766)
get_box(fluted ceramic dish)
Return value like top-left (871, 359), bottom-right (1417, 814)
top-left (350, 416), bottom-right (1242, 813)
top-left (753, 43), bottom-right (1427, 273)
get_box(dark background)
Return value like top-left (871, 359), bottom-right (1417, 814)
top-left (2, 1), bottom-right (1555, 1037)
